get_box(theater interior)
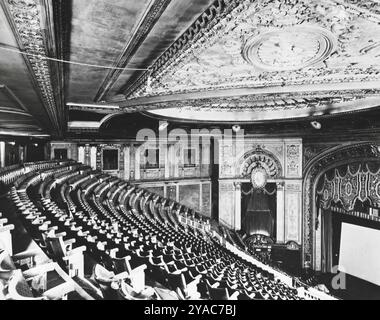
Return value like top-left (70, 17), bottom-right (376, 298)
top-left (0, 0), bottom-right (380, 301)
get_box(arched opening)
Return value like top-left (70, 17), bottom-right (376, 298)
top-left (303, 142), bottom-right (380, 272)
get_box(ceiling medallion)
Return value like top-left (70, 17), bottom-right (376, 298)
top-left (242, 25), bottom-right (337, 71)
top-left (251, 166), bottom-right (268, 189)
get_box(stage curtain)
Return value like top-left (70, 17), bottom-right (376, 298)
top-left (322, 209), bottom-right (333, 273)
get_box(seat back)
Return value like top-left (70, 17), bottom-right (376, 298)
top-left (46, 235), bottom-right (67, 258)
top-left (5, 270), bottom-right (43, 300)
top-left (207, 286), bottom-right (229, 300)
top-left (0, 250), bottom-right (17, 282)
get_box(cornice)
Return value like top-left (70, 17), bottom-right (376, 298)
top-left (1, 0), bottom-right (67, 136)
top-left (122, 0), bottom-right (235, 97)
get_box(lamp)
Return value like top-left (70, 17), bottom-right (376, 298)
top-left (232, 124), bottom-right (241, 133)
top-left (159, 121), bottom-right (169, 131)
top-left (311, 121), bottom-right (322, 130)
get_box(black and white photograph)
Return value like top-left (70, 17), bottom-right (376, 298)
top-left (0, 0), bottom-right (380, 304)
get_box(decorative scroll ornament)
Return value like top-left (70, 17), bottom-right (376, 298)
top-left (317, 163), bottom-right (380, 211)
top-left (240, 146), bottom-right (283, 179)
top-left (3, 0), bottom-right (60, 131)
top-left (128, 0), bottom-right (380, 100)
top-left (245, 234), bottom-right (274, 248)
top-left (251, 166), bottom-right (268, 189)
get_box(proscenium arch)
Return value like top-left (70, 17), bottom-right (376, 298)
top-left (302, 141), bottom-right (380, 271)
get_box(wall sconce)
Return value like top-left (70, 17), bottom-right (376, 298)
top-left (232, 125), bottom-right (241, 133)
top-left (311, 121), bottom-right (322, 130)
top-left (159, 121), bottom-right (169, 131)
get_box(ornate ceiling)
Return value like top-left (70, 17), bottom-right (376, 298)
top-left (0, 0), bottom-right (379, 137)
top-left (131, 0), bottom-right (380, 97)
top-left (121, 0), bottom-right (380, 123)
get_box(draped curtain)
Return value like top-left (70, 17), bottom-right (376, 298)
top-left (241, 183), bottom-right (277, 238)
top-left (322, 209), bottom-right (333, 273)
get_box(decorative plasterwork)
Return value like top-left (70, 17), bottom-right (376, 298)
top-left (1, 0), bottom-right (66, 135)
top-left (303, 143), bottom-right (340, 169)
top-left (242, 26), bottom-right (337, 71)
top-left (94, 0), bottom-right (173, 102)
top-left (250, 167), bottom-right (268, 189)
top-left (125, 0), bottom-right (380, 100)
top-left (123, 0), bottom-right (234, 97)
top-left (240, 146), bottom-right (283, 179)
top-left (302, 142), bottom-right (380, 269)
top-left (317, 163), bottom-right (380, 211)
top-left (141, 93), bottom-right (380, 122)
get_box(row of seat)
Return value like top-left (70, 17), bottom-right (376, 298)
top-left (2, 161), bottom-right (304, 300)
top-left (55, 163), bottom-right (301, 300)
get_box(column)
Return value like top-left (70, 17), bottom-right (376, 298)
top-left (90, 146), bottom-right (97, 170)
top-left (84, 144), bottom-right (91, 166)
top-left (0, 141), bottom-right (5, 168)
top-left (168, 144), bottom-right (175, 178)
top-left (124, 145), bottom-right (130, 180)
top-left (174, 143), bottom-right (180, 178)
top-left (163, 142), bottom-right (169, 179)
top-left (135, 145), bottom-right (141, 180)
top-left (78, 146), bottom-right (85, 164)
top-left (234, 182), bottom-right (241, 231)
top-left (200, 183), bottom-right (203, 213)
top-left (315, 207), bottom-right (322, 272)
top-left (276, 182), bottom-right (285, 243)
top-left (201, 143), bottom-right (211, 177)
top-left (219, 181), bottom-right (235, 229)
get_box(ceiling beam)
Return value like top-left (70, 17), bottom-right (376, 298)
top-left (93, 0), bottom-right (173, 102)
top-left (1, 84), bottom-right (33, 114)
top-left (49, 0), bottom-right (72, 136)
top-left (121, 0), bottom-right (230, 98)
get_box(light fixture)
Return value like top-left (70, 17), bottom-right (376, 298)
top-left (8, 141), bottom-right (15, 146)
top-left (66, 102), bottom-right (119, 110)
top-left (0, 130), bottom-right (49, 137)
top-left (232, 124), bottom-right (241, 133)
top-left (159, 121), bottom-right (169, 131)
top-left (33, 143), bottom-right (38, 147)
top-left (311, 121), bottom-right (322, 130)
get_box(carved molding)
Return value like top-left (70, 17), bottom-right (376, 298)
top-left (302, 142), bottom-right (380, 269)
top-left (1, 0), bottom-right (67, 135)
top-left (123, 0), bottom-right (236, 97)
top-left (303, 143), bottom-right (341, 169)
top-left (240, 146), bottom-right (283, 179)
top-left (124, 0), bottom-right (380, 102)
